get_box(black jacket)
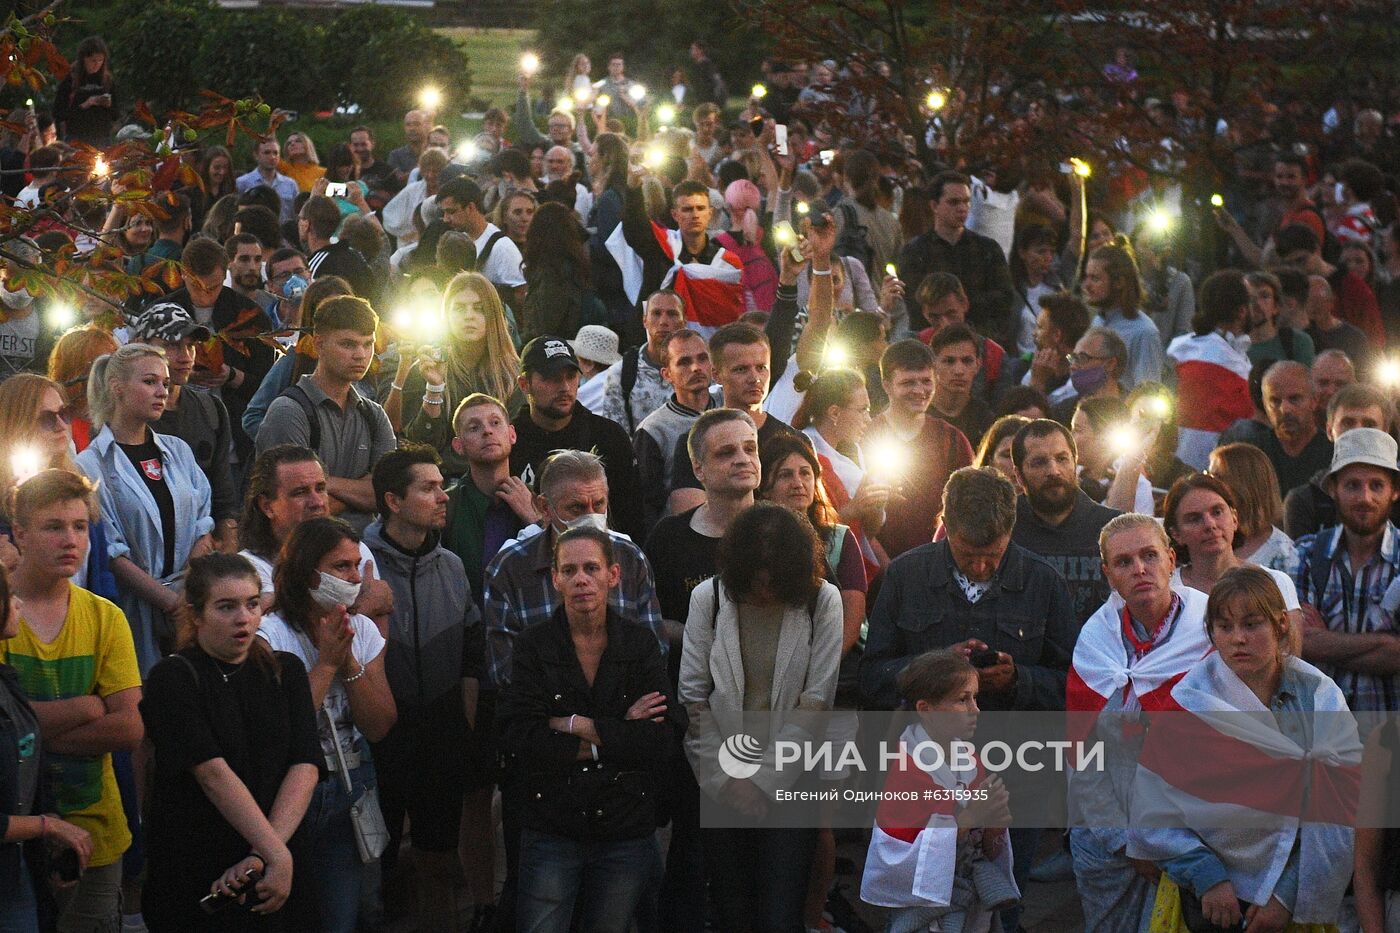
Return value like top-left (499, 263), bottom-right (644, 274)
top-left (496, 607), bottom-right (682, 841)
top-left (0, 664), bottom-right (51, 907)
top-left (860, 540), bottom-right (1076, 711)
top-left (898, 228), bottom-right (1017, 347)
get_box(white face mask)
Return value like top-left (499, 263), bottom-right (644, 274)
top-left (561, 512), bottom-right (607, 534)
top-left (310, 571), bottom-right (362, 611)
top-left (0, 284), bottom-right (33, 310)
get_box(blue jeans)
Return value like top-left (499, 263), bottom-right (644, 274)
top-left (289, 758), bottom-right (376, 933)
top-left (516, 828), bottom-right (661, 933)
top-left (0, 849), bottom-right (38, 933)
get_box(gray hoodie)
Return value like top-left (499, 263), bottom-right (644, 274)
top-left (363, 521), bottom-right (486, 713)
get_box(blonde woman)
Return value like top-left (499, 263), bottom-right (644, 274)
top-left (279, 131), bottom-right (325, 192)
top-left (76, 344), bottom-right (214, 673)
top-left (399, 272), bottom-right (526, 478)
top-left (0, 373), bottom-right (117, 601)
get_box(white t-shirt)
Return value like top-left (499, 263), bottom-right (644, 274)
top-left (259, 610), bottom-right (385, 758)
top-left (239, 544), bottom-right (379, 596)
top-left (473, 222), bottom-right (526, 289)
top-left (1171, 565), bottom-right (1300, 611)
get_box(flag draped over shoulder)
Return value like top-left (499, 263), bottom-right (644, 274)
top-left (605, 220), bottom-right (744, 326)
top-left (1165, 331), bottom-right (1253, 469)
top-left (1127, 654), bottom-right (1361, 925)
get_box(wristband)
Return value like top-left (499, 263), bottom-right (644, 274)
top-left (423, 393), bottom-right (444, 406)
top-left (425, 382), bottom-right (447, 394)
top-left (390, 383), bottom-right (405, 393)
top-left (568, 714), bottom-right (577, 735)
top-left (810, 267), bottom-right (832, 277)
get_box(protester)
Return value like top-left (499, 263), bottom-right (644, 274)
top-left (51, 37), bottom-right (116, 146)
top-left (0, 559), bottom-right (94, 931)
top-left (1206, 442), bottom-right (1300, 574)
top-left (599, 290), bottom-right (687, 435)
top-left (398, 272), bottom-right (525, 478)
top-left (1080, 240), bottom-right (1165, 389)
top-left (1066, 513), bottom-right (1212, 933)
top-left (77, 344), bottom-right (215, 673)
top-left (1129, 566), bottom-right (1360, 932)
top-left (927, 322), bottom-right (997, 448)
top-left (2, 469), bottom-right (143, 931)
top-left (867, 338), bottom-right (974, 558)
top-left (1259, 360), bottom-right (1335, 498)
top-left (139, 553), bottom-right (320, 931)
top-left (498, 525), bottom-right (680, 933)
top-left (1295, 428), bottom-right (1400, 715)
top-left (634, 328), bottom-right (719, 531)
top-left (259, 517), bottom-right (397, 933)
top-left (976, 414), bottom-right (1031, 491)
top-left (680, 502), bottom-right (842, 933)
top-left (1070, 396), bottom-right (1155, 515)
top-left (365, 446), bottom-right (486, 932)
top-left (1164, 269), bottom-right (1254, 469)
top-left (1282, 382), bottom-right (1395, 539)
top-left (45, 327), bottom-right (119, 452)
top-left (255, 296), bottom-right (397, 532)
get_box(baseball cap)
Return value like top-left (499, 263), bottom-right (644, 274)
top-left (129, 302), bottom-right (212, 343)
top-left (1327, 427), bottom-right (1399, 480)
top-left (520, 336), bottom-right (581, 377)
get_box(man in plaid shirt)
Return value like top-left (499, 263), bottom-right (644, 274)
top-left (1295, 428), bottom-right (1400, 715)
top-left (483, 448), bottom-right (665, 688)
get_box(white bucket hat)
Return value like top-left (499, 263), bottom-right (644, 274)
top-left (569, 325), bottom-right (623, 367)
top-left (1327, 427), bottom-right (1400, 481)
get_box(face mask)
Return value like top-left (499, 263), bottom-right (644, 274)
top-left (1070, 364), bottom-right (1110, 397)
top-left (560, 512), bottom-right (607, 534)
top-left (310, 571), bottom-right (362, 611)
top-left (0, 285), bottom-right (33, 310)
top-left (282, 274), bottom-right (309, 300)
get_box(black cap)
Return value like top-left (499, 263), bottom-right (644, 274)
top-left (520, 336), bottom-right (581, 377)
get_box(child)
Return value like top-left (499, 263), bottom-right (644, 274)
top-left (860, 650), bottom-right (1019, 933)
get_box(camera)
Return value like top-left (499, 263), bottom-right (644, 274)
top-left (325, 182), bottom-right (348, 198)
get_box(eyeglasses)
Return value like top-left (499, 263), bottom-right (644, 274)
top-left (1066, 352), bottom-right (1110, 366)
top-left (37, 409), bottom-right (71, 431)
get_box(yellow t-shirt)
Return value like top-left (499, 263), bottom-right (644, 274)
top-left (279, 159), bottom-right (327, 193)
top-left (1, 585), bottom-right (140, 868)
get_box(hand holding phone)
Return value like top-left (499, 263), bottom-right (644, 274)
top-left (325, 182), bottom-right (348, 198)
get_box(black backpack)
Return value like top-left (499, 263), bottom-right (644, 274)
top-left (834, 201), bottom-right (874, 276)
top-left (476, 230), bottom-right (517, 310)
top-left (280, 382), bottom-right (376, 452)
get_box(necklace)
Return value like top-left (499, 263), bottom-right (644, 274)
top-left (212, 658), bottom-right (245, 683)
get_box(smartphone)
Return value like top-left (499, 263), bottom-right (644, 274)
top-left (774, 124), bottom-right (789, 156)
top-left (283, 110), bottom-right (299, 122)
top-left (200, 868), bottom-right (262, 914)
top-left (818, 149), bottom-right (835, 166)
top-left (52, 847), bottom-right (81, 883)
top-left (969, 648), bottom-right (1002, 669)
top-left (325, 182), bottom-right (348, 198)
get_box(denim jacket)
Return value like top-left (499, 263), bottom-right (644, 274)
top-left (77, 427), bottom-right (214, 674)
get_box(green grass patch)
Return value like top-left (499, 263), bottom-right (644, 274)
top-left (437, 26), bottom-right (539, 113)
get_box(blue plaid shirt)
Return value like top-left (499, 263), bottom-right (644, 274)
top-left (1294, 522), bottom-right (1400, 713)
top-left (483, 526), bottom-right (665, 688)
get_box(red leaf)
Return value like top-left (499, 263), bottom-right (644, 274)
top-left (135, 100), bottom-right (155, 127)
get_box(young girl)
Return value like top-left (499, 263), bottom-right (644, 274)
top-left (862, 650), bottom-right (1017, 933)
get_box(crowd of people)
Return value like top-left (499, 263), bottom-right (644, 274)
top-left (2, 30), bottom-right (1400, 933)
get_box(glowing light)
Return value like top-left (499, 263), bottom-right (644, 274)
top-left (1210, 193), bottom-right (1225, 208)
top-left (885, 263), bottom-right (898, 278)
top-left (1144, 394), bottom-right (1172, 421)
top-left (1377, 357), bottom-right (1400, 388)
top-left (926, 89), bottom-right (947, 111)
top-left (47, 302), bottom-right (75, 331)
top-left (572, 86), bottom-right (592, 103)
top-left (794, 201), bottom-right (810, 216)
top-left (393, 300), bottom-right (443, 341)
top-left (1108, 424), bottom-right (1143, 458)
top-left (1146, 207), bottom-right (1174, 235)
top-left (867, 438), bottom-right (909, 482)
top-left (595, 94), bottom-right (612, 109)
top-left (823, 341), bottom-right (849, 369)
top-left (418, 86), bottom-right (442, 111)
top-left (628, 84), bottom-right (646, 102)
top-left (1069, 157), bottom-right (1092, 178)
top-left (25, 98), bottom-right (33, 108)
top-left (92, 156), bottom-right (109, 177)
top-left (751, 84), bottom-right (768, 99)
top-left (656, 104), bottom-right (676, 125)
top-left (645, 145), bottom-right (666, 169)
top-left (773, 222), bottom-right (797, 247)
top-left (520, 53), bottom-right (540, 76)
top-left (456, 140), bottom-right (479, 163)
top-left (10, 446), bottom-right (43, 486)
top-left (555, 96), bottom-right (573, 113)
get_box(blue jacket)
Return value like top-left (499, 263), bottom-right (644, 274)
top-left (77, 427), bottom-right (214, 674)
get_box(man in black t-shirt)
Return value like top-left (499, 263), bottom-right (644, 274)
top-left (300, 195), bottom-right (377, 303)
top-left (508, 337), bottom-right (644, 540)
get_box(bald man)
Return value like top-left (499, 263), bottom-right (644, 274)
top-left (1305, 274), bottom-right (1371, 371)
top-left (387, 108), bottom-right (431, 184)
top-left (1311, 348), bottom-right (1356, 429)
top-left (1260, 360), bottom-right (1335, 496)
